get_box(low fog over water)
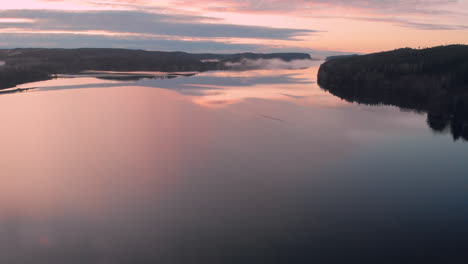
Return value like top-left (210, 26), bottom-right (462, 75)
top-left (224, 58), bottom-right (316, 70)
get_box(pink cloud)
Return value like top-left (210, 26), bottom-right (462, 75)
top-left (169, 0), bottom-right (463, 15)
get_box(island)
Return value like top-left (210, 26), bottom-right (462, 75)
top-left (318, 45), bottom-right (468, 140)
top-left (0, 48), bottom-right (313, 89)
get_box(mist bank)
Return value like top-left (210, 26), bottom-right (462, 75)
top-left (318, 45), bottom-right (468, 140)
top-left (0, 48), bottom-right (313, 89)
top-left (224, 58), bottom-right (316, 70)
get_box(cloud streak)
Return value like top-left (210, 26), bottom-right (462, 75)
top-left (0, 32), bottom-right (265, 52)
top-left (169, 0), bottom-right (468, 31)
top-left (347, 16), bottom-right (468, 31)
top-left (0, 10), bottom-right (318, 40)
top-left (170, 0), bottom-right (464, 16)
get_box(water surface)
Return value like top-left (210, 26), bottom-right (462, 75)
top-left (2, 62), bottom-right (468, 263)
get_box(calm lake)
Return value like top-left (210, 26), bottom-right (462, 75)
top-left (2, 61), bottom-right (468, 263)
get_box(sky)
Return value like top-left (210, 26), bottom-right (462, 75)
top-left (0, 0), bottom-right (467, 56)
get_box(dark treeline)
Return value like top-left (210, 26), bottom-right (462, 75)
top-left (318, 45), bottom-right (468, 141)
top-left (0, 67), bottom-right (52, 89)
top-left (0, 48), bottom-right (312, 89)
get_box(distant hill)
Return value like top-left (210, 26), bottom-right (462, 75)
top-left (0, 48), bottom-right (312, 72)
top-left (325, 54), bottom-right (359, 61)
top-left (0, 48), bottom-right (313, 89)
top-left (318, 45), bottom-right (468, 140)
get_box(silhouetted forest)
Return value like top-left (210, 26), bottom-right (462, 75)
top-left (318, 45), bottom-right (468, 141)
top-left (0, 48), bottom-right (312, 89)
top-left (0, 67), bottom-right (52, 89)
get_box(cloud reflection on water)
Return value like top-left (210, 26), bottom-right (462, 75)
top-left (14, 61), bottom-right (346, 109)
